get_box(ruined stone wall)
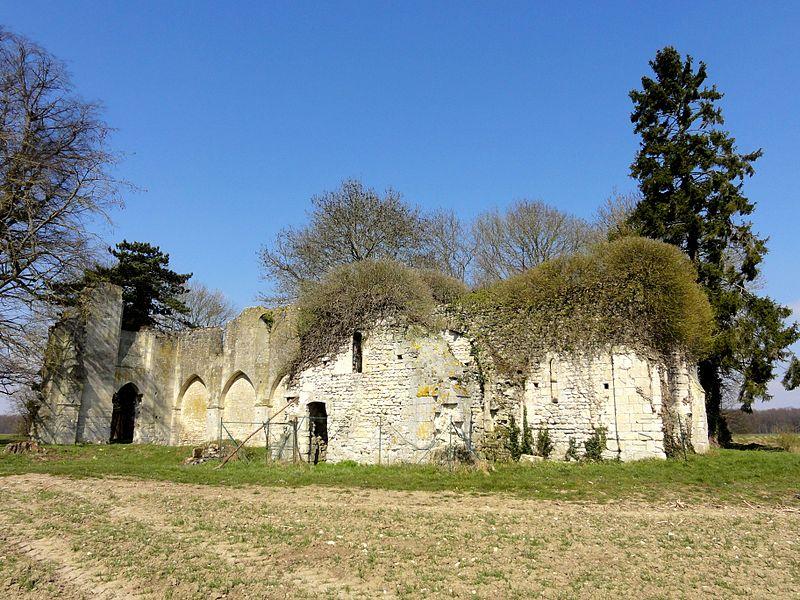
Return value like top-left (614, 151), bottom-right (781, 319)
top-left (36, 314), bottom-right (87, 444)
top-left (281, 324), bottom-right (480, 464)
top-left (36, 284), bottom-right (708, 462)
top-left (512, 350), bottom-right (707, 461)
top-left (36, 283), bottom-right (124, 444)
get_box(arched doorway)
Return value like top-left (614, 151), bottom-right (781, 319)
top-left (110, 383), bottom-right (139, 444)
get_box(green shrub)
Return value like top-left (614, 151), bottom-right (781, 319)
top-left (293, 260), bottom-right (439, 373)
top-left (564, 437), bottom-right (580, 461)
top-left (520, 406), bottom-right (533, 456)
top-left (535, 427), bottom-right (554, 459)
top-left (463, 237), bottom-right (713, 374)
top-left (417, 269), bottom-right (469, 305)
top-left (584, 427), bottom-right (608, 461)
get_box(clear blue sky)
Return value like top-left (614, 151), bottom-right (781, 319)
top-left (2, 1), bottom-right (798, 408)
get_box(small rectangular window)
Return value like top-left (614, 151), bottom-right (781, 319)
top-left (352, 331), bottom-right (363, 373)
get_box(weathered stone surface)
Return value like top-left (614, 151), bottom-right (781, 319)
top-left (36, 284), bottom-right (709, 463)
top-left (519, 454), bottom-right (544, 463)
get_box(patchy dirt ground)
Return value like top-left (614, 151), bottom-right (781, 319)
top-left (1, 474), bottom-right (798, 599)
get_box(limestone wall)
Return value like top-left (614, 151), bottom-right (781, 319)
top-left (282, 324), bottom-right (480, 464)
top-left (36, 284), bottom-right (708, 463)
top-left (516, 350), bottom-right (707, 461)
top-left (36, 315), bottom-right (87, 444)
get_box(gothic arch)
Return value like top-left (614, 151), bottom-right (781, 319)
top-left (221, 370), bottom-right (254, 399)
top-left (177, 375), bottom-right (209, 445)
top-left (221, 372), bottom-right (256, 441)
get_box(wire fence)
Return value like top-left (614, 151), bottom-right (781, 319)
top-left (217, 412), bottom-right (477, 468)
top-left (218, 415), bottom-right (338, 464)
top-left (37, 404), bottom-right (478, 468)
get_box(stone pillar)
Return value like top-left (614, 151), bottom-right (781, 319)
top-left (75, 283), bottom-right (123, 443)
top-left (36, 318), bottom-right (86, 444)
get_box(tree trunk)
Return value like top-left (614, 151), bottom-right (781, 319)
top-left (698, 358), bottom-right (731, 446)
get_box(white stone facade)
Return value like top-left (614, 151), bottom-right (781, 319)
top-left (36, 284), bottom-right (708, 462)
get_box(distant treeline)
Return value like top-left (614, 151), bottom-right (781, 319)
top-left (0, 413), bottom-right (24, 434)
top-left (725, 408), bottom-right (800, 434)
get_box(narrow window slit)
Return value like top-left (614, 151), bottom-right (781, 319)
top-left (352, 331), bottom-right (363, 373)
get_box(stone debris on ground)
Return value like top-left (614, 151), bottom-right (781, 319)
top-left (519, 453), bottom-right (544, 463)
top-left (3, 440), bottom-right (45, 455)
top-left (183, 443), bottom-right (223, 465)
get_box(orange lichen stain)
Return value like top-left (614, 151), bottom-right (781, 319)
top-left (416, 385), bottom-right (439, 397)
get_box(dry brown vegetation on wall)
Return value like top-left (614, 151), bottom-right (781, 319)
top-left (289, 236), bottom-right (713, 379)
top-left (465, 236), bottom-right (714, 374)
top-left (292, 261), bottom-right (467, 374)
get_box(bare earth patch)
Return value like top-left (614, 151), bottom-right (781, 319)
top-left (1, 474), bottom-right (798, 598)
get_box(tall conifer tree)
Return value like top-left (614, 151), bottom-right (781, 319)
top-left (99, 241), bottom-right (192, 331)
top-left (628, 47), bottom-right (799, 442)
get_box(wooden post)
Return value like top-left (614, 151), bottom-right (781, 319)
top-left (216, 423), bottom-right (265, 469)
top-left (449, 418), bottom-right (453, 471)
top-left (292, 417), bottom-right (299, 464)
top-left (265, 419), bottom-right (271, 464)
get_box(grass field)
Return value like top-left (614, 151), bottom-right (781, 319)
top-left (2, 442), bottom-right (800, 504)
top-left (733, 432), bottom-right (800, 453)
top-left (1, 443), bottom-right (799, 598)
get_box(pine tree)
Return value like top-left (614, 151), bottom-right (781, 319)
top-left (628, 47), bottom-right (799, 442)
top-left (94, 241), bottom-right (192, 330)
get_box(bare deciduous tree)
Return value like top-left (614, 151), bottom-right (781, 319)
top-left (417, 209), bottom-right (474, 282)
top-left (0, 29), bottom-right (122, 396)
top-left (178, 283), bottom-right (238, 329)
top-left (472, 199), bottom-right (595, 283)
top-left (594, 189), bottom-right (640, 240)
top-left (260, 179), bottom-right (426, 300)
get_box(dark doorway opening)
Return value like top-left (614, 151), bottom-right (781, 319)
top-left (352, 331), bottom-right (363, 373)
top-left (308, 402), bottom-right (328, 464)
top-left (110, 383), bottom-right (139, 444)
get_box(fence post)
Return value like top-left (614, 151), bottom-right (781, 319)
top-left (265, 419), bottom-right (271, 464)
top-left (378, 414), bottom-right (382, 466)
top-left (292, 417), bottom-right (299, 464)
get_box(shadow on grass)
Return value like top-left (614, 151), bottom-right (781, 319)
top-left (0, 434), bottom-right (26, 447)
top-left (726, 441), bottom-right (785, 452)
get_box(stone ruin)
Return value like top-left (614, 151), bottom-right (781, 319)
top-left (34, 282), bottom-right (709, 463)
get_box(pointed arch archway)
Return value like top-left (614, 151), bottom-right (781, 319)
top-left (221, 371), bottom-right (256, 441)
top-left (177, 376), bottom-right (209, 445)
